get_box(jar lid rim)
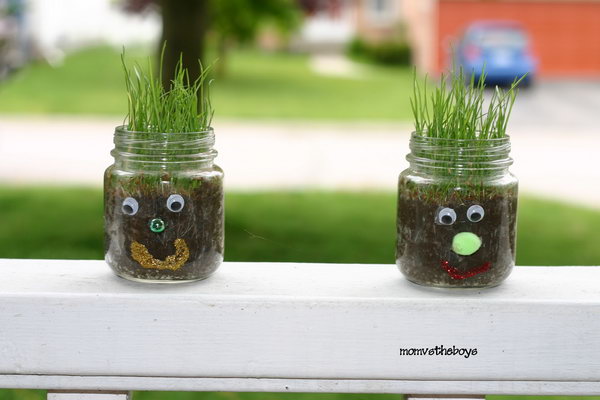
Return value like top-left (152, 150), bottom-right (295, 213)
top-left (115, 125), bottom-right (214, 135)
top-left (411, 131), bottom-right (511, 142)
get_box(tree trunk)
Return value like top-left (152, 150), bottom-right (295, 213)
top-left (159, 0), bottom-right (209, 90)
top-left (216, 33), bottom-right (228, 78)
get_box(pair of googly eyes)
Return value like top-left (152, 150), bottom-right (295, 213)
top-left (122, 194), bottom-right (185, 216)
top-left (437, 205), bottom-right (485, 225)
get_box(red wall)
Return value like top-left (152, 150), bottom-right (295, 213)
top-left (437, 0), bottom-right (600, 77)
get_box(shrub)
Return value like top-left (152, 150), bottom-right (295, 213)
top-left (347, 37), bottom-right (412, 66)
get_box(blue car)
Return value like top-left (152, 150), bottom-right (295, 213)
top-left (456, 21), bottom-right (537, 87)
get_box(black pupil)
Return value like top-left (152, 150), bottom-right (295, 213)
top-left (441, 215), bottom-right (453, 224)
top-left (471, 212), bottom-right (482, 221)
top-left (123, 204), bottom-right (133, 214)
top-left (170, 201), bottom-right (182, 211)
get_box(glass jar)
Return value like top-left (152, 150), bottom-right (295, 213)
top-left (396, 133), bottom-right (518, 288)
top-left (104, 126), bottom-right (224, 283)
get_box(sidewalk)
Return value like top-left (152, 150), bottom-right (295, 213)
top-left (1, 116), bottom-right (599, 209)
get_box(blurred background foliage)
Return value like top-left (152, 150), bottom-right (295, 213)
top-left (125, 0), bottom-right (301, 84)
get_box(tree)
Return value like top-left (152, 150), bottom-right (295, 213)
top-left (211, 0), bottom-right (300, 76)
top-left (123, 0), bottom-right (301, 87)
top-left (159, 0), bottom-right (210, 90)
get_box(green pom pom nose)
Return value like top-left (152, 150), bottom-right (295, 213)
top-left (452, 232), bottom-right (481, 256)
top-left (149, 218), bottom-right (166, 233)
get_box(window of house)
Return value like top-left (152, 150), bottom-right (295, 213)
top-left (366, 0), bottom-right (397, 24)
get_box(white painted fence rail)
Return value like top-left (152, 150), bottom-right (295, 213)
top-left (1, 260), bottom-right (600, 400)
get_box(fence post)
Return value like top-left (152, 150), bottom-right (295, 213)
top-left (407, 396), bottom-right (485, 400)
top-left (47, 391), bottom-right (131, 400)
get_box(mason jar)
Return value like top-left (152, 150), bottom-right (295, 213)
top-left (104, 126), bottom-right (224, 282)
top-left (396, 133), bottom-right (518, 288)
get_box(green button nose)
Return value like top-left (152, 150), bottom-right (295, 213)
top-left (452, 232), bottom-right (481, 256)
top-left (149, 218), bottom-right (166, 233)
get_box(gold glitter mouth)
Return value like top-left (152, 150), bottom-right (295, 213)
top-left (130, 238), bottom-right (190, 271)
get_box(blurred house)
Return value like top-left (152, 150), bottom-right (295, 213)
top-left (403, 0), bottom-right (600, 77)
top-left (294, 0), bottom-right (600, 78)
top-left (293, 0), bottom-right (407, 51)
top-left (11, 0), bottom-right (159, 65)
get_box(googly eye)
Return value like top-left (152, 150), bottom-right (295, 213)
top-left (467, 205), bottom-right (485, 222)
top-left (437, 207), bottom-right (457, 225)
top-left (122, 197), bottom-right (139, 216)
top-left (166, 194), bottom-right (185, 212)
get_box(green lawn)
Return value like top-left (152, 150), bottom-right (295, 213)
top-left (0, 46), bottom-right (413, 120)
top-left (2, 185), bottom-right (600, 400)
top-left (1, 186), bottom-right (600, 265)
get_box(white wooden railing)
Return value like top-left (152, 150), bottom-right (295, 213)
top-left (1, 259), bottom-right (600, 400)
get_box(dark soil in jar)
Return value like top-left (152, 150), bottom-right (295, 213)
top-left (396, 184), bottom-right (518, 288)
top-left (104, 173), bottom-right (224, 282)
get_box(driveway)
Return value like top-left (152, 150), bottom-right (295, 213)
top-left (509, 79), bottom-right (600, 130)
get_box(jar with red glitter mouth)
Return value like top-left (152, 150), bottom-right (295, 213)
top-left (396, 133), bottom-right (518, 288)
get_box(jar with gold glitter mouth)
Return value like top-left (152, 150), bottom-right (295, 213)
top-left (104, 126), bottom-right (224, 283)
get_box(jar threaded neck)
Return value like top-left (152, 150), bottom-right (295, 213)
top-left (111, 126), bottom-right (217, 171)
top-left (407, 132), bottom-right (513, 177)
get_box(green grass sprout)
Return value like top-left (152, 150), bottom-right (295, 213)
top-left (121, 44), bottom-right (213, 133)
top-left (405, 67), bottom-right (526, 201)
top-left (411, 67), bottom-right (525, 139)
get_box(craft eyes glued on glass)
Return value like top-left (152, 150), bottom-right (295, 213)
top-left (104, 127), bottom-right (224, 283)
top-left (396, 134), bottom-right (518, 288)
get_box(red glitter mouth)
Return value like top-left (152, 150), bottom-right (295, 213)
top-left (441, 260), bottom-right (491, 280)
